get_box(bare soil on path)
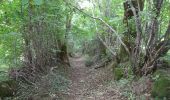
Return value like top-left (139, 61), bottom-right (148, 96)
top-left (62, 56), bottom-right (124, 100)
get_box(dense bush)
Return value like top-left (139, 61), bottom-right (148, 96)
top-left (114, 67), bottom-right (124, 80)
top-left (151, 69), bottom-right (170, 99)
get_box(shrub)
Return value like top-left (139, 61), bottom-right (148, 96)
top-left (151, 71), bottom-right (170, 99)
top-left (16, 69), bottom-right (71, 99)
top-left (114, 67), bottom-right (124, 80)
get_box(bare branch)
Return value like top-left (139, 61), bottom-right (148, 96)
top-left (63, 0), bottom-right (130, 55)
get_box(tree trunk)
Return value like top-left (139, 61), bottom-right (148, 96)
top-left (122, 0), bottom-right (170, 76)
top-left (59, 10), bottom-right (73, 66)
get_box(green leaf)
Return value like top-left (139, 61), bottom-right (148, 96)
top-left (22, 0), bottom-right (28, 6)
top-left (33, 0), bottom-right (43, 5)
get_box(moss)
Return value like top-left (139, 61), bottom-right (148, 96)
top-left (114, 67), bottom-right (124, 80)
top-left (151, 76), bottom-right (170, 99)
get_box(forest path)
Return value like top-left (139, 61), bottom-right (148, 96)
top-left (63, 56), bottom-right (124, 100)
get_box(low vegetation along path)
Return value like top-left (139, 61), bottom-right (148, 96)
top-left (64, 56), bottom-right (124, 100)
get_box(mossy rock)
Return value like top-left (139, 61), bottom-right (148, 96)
top-left (151, 74), bottom-right (170, 99)
top-left (114, 67), bottom-right (124, 80)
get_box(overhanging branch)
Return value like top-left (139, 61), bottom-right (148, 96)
top-left (63, 0), bottom-right (130, 55)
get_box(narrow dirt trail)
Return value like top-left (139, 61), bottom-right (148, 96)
top-left (63, 56), bottom-right (124, 100)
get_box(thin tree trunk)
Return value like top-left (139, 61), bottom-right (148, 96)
top-left (60, 11), bottom-right (73, 66)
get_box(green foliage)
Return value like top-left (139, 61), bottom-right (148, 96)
top-left (152, 70), bottom-right (170, 99)
top-left (114, 67), bottom-right (124, 80)
top-left (151, 76), bottom-right (170, 99)
top-left (113, 62), bottom-right (132, 81)
top-left (0, 0), bottom-right (23, 67)
top-left (0, 0), bottom-right (170, 99)
top-left (33, 0), bottom-right (43, 5)
top-left (115, 75), bottom-right (135, 99)
top-left (160, 51), bottom-right (170, 68)
top-left (0, 32), bottom-right (23, 66)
